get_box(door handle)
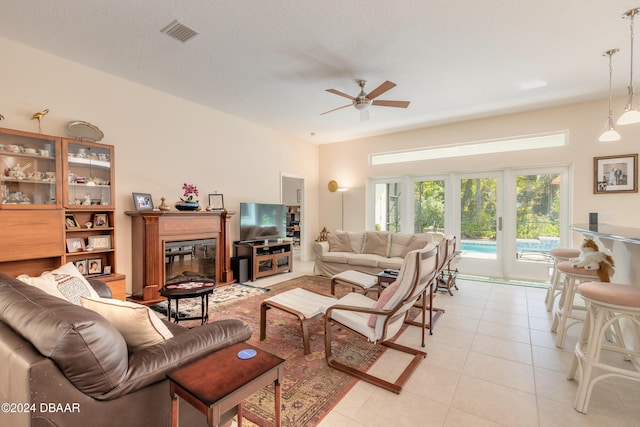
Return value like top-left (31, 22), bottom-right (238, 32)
top-left (498, 217), bottom-right (503, 231)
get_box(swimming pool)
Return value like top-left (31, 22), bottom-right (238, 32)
top-left (460, 237), bottom-right (559, 255)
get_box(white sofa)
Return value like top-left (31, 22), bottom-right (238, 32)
top-left (313, 230), bottom-right (443, 277)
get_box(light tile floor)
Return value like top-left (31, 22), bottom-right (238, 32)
top-left (253, 262), bottom-right (640, 427)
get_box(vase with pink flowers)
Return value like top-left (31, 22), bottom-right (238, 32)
top-left (175, 183), bottom-right (200, 211)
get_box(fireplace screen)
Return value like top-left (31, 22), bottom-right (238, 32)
top-left (165, 238), bottom-right (216, 284)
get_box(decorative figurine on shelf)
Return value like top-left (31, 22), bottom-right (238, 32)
top-left (83, 194), bottom-right (92, 205)
top-left (158, 197), bottom-right (171, 211)
top-left (31, 109), bottom-right (49, 134)
top-left (175, 183), bottom-right (200, 211)
top-left (316, 226), bottom-right (329, 242)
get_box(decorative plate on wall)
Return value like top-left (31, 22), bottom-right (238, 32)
top-left (67, 121), bottom-right (104, 142)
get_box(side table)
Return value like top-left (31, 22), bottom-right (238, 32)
top-left (160, 280), bottom-right (216, 325)
top-left (168, 342), bottom-right (285, 427)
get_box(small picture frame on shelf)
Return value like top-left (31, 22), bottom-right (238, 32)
top-left (65, 213), bottom-right (80, 229)
top-left (208, 193), bottom-right (224, 211)
top-left (593, 153), bottom-right (638, 194)
top-left (88, 235), bottom-right (112, 250)
top-left (93, 213), bottom-right (109, 228)
top-left (103, 265), bottom-right (112, 275)
top-left (132, 192), bottom-right (154, 211)
top-left (74, 259), bottom-right (88, 275)
top-left (66, 237), bottom-right (85, 253)
top-left (88, 258), bottom-right (102, 274)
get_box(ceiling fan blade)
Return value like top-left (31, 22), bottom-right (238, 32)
top-left (320, 104), bottom-right (352, 115)
top-left (372, 100), bottom-right (410, 108)
top-left (366, 81), bottom-right (396, 100)
top-left (360, 109), bottom-right (370, 122)
top-left (326, 88), bottom-right (355, 100)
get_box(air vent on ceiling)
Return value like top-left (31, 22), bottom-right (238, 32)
top-left (160, 20), bottom-right (199, 43)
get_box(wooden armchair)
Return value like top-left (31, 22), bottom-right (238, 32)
top-left (323, 244), bottom-right (439, 394)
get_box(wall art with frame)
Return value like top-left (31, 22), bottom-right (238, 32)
top-left (594, 153), bottom-right (638, 194)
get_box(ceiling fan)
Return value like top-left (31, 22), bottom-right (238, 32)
top-left (321, 80), bottom-right (410, 121)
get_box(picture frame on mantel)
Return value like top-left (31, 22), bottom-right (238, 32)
top-left (594, 153), bottom-right (638, 194)
top-left (132, 192), bottom-right (154, 211)
top-left (208, 193), bottom-right (224, 211)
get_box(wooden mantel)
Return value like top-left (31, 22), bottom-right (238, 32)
top-left (125, 210), bottom-right (235, 303)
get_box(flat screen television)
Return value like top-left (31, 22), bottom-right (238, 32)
top-left (239, 202), bottom-right (287, 243)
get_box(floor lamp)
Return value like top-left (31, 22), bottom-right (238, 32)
top-left (328, 180), bottom-right (349, 230)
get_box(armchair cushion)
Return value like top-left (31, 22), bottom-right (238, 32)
top-left (80, 297), bottom-right (174, 352)
top-left (367, 282), bottom-right (399, 327)
top-left (401, 236), bottom-right (429, 257)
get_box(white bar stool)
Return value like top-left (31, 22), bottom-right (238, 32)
top-left (551, 262), bottom-right (599, 348)
top-left (545, 248), bottom-right (581, 312)
top-left (567, 281), bottom-right (640, 414)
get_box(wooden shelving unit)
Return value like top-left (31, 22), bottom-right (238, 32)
top-left (0, 127), bottom-right (125, 299)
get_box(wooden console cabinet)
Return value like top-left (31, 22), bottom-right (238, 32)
top-left (126, 210), bottom-right (235, 304)
top-left (235, 242), bottom-right (293, 282)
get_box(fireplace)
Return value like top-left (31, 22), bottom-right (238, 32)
top-left (126, 210), bottom-right (234, 303)
top-left (165, 238), bottom-right (216, 284)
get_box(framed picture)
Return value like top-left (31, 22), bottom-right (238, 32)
top-left (66, 237), bottom-right (85, 253)
top-left (208, 193), bottom-right (224, 211)
top-left (132, 192), bottom-right (154, 211)
top-left (88, 258), bottom-right (102, 274)
top-left (88, 235), bottom-right (112, 250)
top-left (74, 259), bottom-right (88, 275)
top-left (65, 213), bottom-right (80, 229)
top-left (103, 265), bottom-right (112, 274)
top-left (594, 154), bottom-right (638, 194)
top-left (93, 213), bottom-right (109, 228)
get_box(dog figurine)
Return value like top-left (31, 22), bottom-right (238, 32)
top-left (570, 238), bottom-right (615, 282)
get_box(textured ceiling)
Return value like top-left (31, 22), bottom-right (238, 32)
top-left (0, 0), bottom-right (638, 143)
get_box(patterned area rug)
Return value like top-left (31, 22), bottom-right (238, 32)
top-left (200, 275), bottom-right (386, 427)
top-left (151, 282), bottom-right (269, 320)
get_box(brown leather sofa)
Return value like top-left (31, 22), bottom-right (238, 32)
top-left (0, 273), bottom-right (253, 427)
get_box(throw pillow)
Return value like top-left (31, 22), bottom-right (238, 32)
top-left (362, 232), bottom-right (389, 257)
top-left (18, 262), bottom-right (100, 305)
top-left (400, 236), bottom-right (429, 258)
top-left (328, 231), bottom-right (352, 252)
top-left (80, 296), bottom-right (174, 352)
top-left (367, 282), bottom-right (399, 328)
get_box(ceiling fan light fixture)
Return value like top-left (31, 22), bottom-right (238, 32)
top-left (353, 99), bottom-right (370, 110)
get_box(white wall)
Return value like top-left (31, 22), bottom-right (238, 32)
top-left (319, 100), bottom-right (640, 283)
top-left (0, 37), bottom-right (319, 292)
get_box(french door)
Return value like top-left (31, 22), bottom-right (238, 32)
top-left (409, 166), bottom-right (570, 281)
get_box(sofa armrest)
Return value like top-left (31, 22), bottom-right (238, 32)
top-left (313, 241), bottom-right (329, 258)
top-left (87, 278), bottom-right (113, 298)
top-left (96, 319), bottom-right (252, 400)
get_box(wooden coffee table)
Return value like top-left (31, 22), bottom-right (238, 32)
top-left (168, 342), bottom-right (285, 427)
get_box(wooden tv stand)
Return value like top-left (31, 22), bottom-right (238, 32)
top-left (234, 241), bottom-right (293, 281)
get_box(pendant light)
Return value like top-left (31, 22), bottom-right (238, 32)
top-left (617, 8), bottom-right (640, 125)
top-left (599, 49), bottom-right (621, 141)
